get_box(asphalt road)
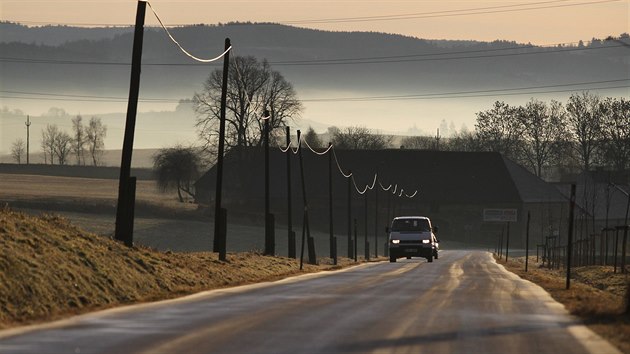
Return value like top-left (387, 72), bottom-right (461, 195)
top-left (0, 250), bottom-right (621, 354)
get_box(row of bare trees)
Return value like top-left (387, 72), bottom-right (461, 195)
top-left (471, 93), bottom-right (629, 176)
top-left (11, 115), bottom-right (107, 166)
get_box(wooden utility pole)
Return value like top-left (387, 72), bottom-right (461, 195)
top-left (364, 193), bottom-right (369, 260)
top-left (566, 184), bottom-right (576, 289)
top-left (286, 127), bottom-right (295, 258)
top-left (25, 115), bottom-right (30, 165)
top-left (264, 109), bottom-right (274, 256)
top-left (328, 143), bottom-right (334, 261)
top-left (214, 38), bottom-right (231, 261)
top-left (347, 171), bottom-right (353, 258)
top-left (374, 179), bottom-right (378, 258)
top-left (297, 130), bottom-right (316, 268)
top-left (115, 0), bottom-right (146, 247)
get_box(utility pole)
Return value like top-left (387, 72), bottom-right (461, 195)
top-left (115, 0), bottom-right (146, 247)
top-left (374, 176), bottom-right (379, 258)
top-left (435, 128), bottom-right (441, 151)
top-left (297, 130), bottom-right (316, 268)
top-left (264, 109), bottom-right (274, 256)
top-left (25, 115), bottom-right (30, 165)
top-left (567, 184), bottom-right (576, 289)
top-left (347, 171), bottom-right (353, 258)
top-left (213, 38), bottom-right (231, 262)
top-left (328, 142), bottom-right (336, 263)
top-left (364, 193), bottom-right (369, 261)
top-left (286, 127), bottom-right (295, 258)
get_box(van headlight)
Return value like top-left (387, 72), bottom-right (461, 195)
top-left (422, 239), bottom-right (430, 244)
top-left (391, 239), bottom-right (400, 244)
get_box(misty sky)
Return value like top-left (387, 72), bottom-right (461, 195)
top-left (0, 0), bottom-right (629, 155)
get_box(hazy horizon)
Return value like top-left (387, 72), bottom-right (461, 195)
top-left (1, 1), bottom-right (629, 154)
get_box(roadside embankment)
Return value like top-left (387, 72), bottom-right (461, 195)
top-left (0, 207), bottom-right (358, 329)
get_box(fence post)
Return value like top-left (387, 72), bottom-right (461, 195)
top-left (566, 184), bottom-right (576, 290)
top-left (354, 218), bottom-right (358, 262)
top-left (525, 211), bottom-right (531, 272)
top-left (505, 221), bottom-right (510, 262)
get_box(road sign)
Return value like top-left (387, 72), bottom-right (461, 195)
top-left (483, 208), bottom-right (517, 222)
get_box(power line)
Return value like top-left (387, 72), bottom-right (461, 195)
top-left (0, 42), bottom-right (625, 67)
top-left (146, 1), bottom-right (232, 63)
top-left (302, 79), bottom-right (630, 102)
top-left (284, 0), bottom-right (617, 24)
top-left (273, 44), bottom-right (627, 66)
top-left (304, 85), bottom-right (630, 102)
top-left (1, 79), bottom-right (628, 104)
top-left (3, 0), bottom-right (621, 27)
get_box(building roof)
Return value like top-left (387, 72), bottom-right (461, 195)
top-left (196, 147), bottom-right (566, 206)
top-left (502, 157), bottom-right (567, 203)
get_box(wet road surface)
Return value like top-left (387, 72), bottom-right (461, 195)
top-left (0, 250), bottom-right (620, 354)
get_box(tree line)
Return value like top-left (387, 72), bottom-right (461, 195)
top-left (11, 115), bottom-right (107, 166)
top-left (470, 93), bottom-right (629, 177)
top-left (154, 54), bottom-right (628, 202)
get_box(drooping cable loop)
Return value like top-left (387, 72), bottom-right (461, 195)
top-left (366, 173), bottom-right (378, 190)
top-left (302, 139), bottom-right (333, 155)
top-left (279, 142), bottom-right (292, 153)
top-left (271, 128), bottom-right (418, 198)
top-left (147, 2), bottom-right (231, 63)
top-left (351, 175), bottom-right (370, 195)
top-left (379, 181), bottom-right (393, 191)
top-left (405, 190), bottom-right (418, 198)
top-left (332, 148), bottom-right (353, 178)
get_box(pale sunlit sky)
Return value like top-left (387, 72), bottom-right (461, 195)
top-left (1, 0), bottom-right (628, 44)
top-left (1, 0), bottom-right (629, 155)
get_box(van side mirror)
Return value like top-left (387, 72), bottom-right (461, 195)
top-left (433, 225), bottom-right (439, 234)
top-left (385, 226), bottom-right (390, 234)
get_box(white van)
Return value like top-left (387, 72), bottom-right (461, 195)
top-left (387, 216), bottom-right (439, 263)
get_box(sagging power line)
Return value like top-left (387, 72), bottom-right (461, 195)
top-left (2, 79), bottom-right (628, 104)
top-left (1, 41), bottom-right (626, 67)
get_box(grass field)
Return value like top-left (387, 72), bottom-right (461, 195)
top-left (0, 173), bottom-right (362, 257)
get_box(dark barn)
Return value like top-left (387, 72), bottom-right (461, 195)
top-left (195, 147), bottom-right (569, 251)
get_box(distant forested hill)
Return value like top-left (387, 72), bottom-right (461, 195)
top-left (1, 22), bottom-right (628, 100)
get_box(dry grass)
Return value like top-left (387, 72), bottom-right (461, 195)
top-left (497, 256), bottom-right (630, 354)
top-left (0, 207), bottom-right (360, 329)
top-left (0, 173), bottom-right (197, 214)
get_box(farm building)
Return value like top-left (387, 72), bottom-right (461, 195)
top-left (195, 147), bottom-right (569, 250)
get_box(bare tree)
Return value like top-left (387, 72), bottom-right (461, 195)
top-left (10, 139), bottom-right (25, 164)
top-left (517, 99), bottom-right (568, 177)
top-left (72, 115), bottom-right (86, 165)
top-left (193, 56), bottom-right (302, 157)
top-left (302, 126), bottom-right (323, 148)
top-left (331, 126), bottom-right (392, 149)
top-left (85, 117), bottom-right (107, 166)
top-left (153, 145), bottom-right (202, 202)
top-left (566, 92), bottom-right (602, 172)
top-left (599, 97), bottom-right (630, 171)
top-left (41, 124), bottom-right (60, 165)
top-left (474, 101), bottom-right (523, 160)
top-left (446, 129), bottom-right (484, 152)
top-left (54, 131), bottom-right (73, 165)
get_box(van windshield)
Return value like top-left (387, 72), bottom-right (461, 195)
top-left (391, 219), bottom-right (430, 232)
